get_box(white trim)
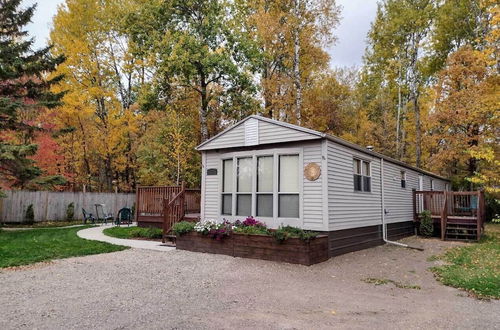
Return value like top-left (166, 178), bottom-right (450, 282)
top-left (321, 139), bottom-right (329, 231)
top-left (200, 152), bottom-right (206, 220)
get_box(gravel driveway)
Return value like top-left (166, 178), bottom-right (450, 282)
top-left (1, 236), bottom-right (498, 330)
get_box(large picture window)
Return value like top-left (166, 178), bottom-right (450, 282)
top-left (220, 151), bottom-right (300, 220)
top-left (353, 158), bottom-right (371, 192)
top-left (278, 155), bottom-right (299, 218)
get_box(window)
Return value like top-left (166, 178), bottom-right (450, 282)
top-left (278, 155), bottom-right (299, 218)
top-left (220, 151), bottom-right (300, 219)
top-left (430, 179), bottom-right (434, 191)
top-left (353, 158), bottom-right (371, 192)
top-left (221, 159), bottom-right (233, 215)
top-left (236, 157), bottom-right (252, 216)
top-left (257, 156), bottom-right (273, 217)
top-left (401, 170), bottom-right (406, 188)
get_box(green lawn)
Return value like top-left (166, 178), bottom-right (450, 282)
top-left (1, 220), bottom-right (84, 228)
top-left (103, 226), bottom-right (163, 239)
top-left (0, 226), bottom-right (128, 268)
top-left (431, 223), bottom-right (500, 299)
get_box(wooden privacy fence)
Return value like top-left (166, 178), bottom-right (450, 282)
top-left (0, 190), bottom-right (136, 223)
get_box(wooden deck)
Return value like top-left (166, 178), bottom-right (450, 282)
top-left (135, 185), bottom-right (200, 229)
top-left (413, 190), bottom-right (485, 241)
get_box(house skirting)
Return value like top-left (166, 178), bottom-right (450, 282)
top-left (327, 221), bottom-right (415, 257)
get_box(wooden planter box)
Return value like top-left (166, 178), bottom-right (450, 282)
top-left (175, 232), bottom-right (329, 266)
top-left (175, 232), bottom-right (234, 256)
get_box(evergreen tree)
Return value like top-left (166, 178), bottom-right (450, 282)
top-left (0, 0), bottom-right (65, 191)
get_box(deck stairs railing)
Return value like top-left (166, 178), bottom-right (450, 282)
top-left (413, 190), bottom-right (485, 241)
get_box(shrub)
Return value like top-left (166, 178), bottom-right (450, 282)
top-left (233, 225), bottom-right (269, 235)
top-left (419, 210), bottom-right (434, 237)
top-left (271, 225), bottom-right (319, 243)
top-left (24, 204), bottom-right (34, 225)
top-left (129, 227), bottom-right (162, 239)
top-left (66, 202), bottom-right (75, 221)
top-left (241, 216), bottom-right (265, 227)
top-left (172, 221), bottom-right (195, 236)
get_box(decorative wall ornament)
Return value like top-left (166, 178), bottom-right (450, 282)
top-left (304, 163), bottom-right (321, 181)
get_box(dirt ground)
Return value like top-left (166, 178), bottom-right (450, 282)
top-left (0, 236), bottom-right (498, 330)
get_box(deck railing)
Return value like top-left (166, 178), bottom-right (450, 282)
top-left (136, 185), bottom-right (200, 218)
top-left (413, 190), bottom-right (485, 240)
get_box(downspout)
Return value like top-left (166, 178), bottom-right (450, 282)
top-left (380, 158), bottom-right (422, 250)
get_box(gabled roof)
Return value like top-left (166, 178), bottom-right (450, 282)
top-left (196, 115), bottom-right (324, 151)
top-left (196, 115), bottom-right (449, 181)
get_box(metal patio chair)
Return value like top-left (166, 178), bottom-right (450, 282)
top-left (95, 204), bottom-right (114, 224)
top-left (115, 207), bottom-right (132, 226)
top-left (82, 208), bottom-right (96, 224)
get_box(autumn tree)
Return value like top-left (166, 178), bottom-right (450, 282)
top-left (362, 0), bottom-right (434, 166)
top-left (128, 0), bottom-right (260, 141)
top-left (0, 0), bottom-right (65, 192)
top-left (50, 0), bottom-right (143, 192)
top-left (240, 0), bottom-right (339, 122)
top-left (427, 47), bottom-right (498, 192)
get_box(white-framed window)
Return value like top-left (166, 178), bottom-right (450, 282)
top-left (353, 158), bottom-right (371, 192)
top-left (221, 159), bottom-right (233, 215)
top-left (278, 155), bottom-right (299, 218)
top-left (401, 170), bottom-right (406, 188)
top-left (219, 150), bottom-right (301, 220)
top-left (256, 156), bottom-right (273, 217)
top-left (430, 179), bottom-right (434, 191)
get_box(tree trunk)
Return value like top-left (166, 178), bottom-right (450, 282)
top-left (293, 0), bottom-right (302, 124)
top-left (414, 95), bottom-right (421, 168)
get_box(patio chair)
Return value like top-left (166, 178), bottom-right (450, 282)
top-left (82, 208), bottom-right (96, 224)
top-left (95, 204), bottom-right (114, 224)
top-left (115, 207), bottom-right (132, 226)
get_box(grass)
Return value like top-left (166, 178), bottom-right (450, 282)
top-left (362, 277), bottom-right (421, 290)
top-left (1, 220), bottom-right (84, 228)
top-left (103, 226), bottom-right (163, 239)
top-left (0, 226), bottom-right (128, 268)
top-left (429, 223), bottom-right (500, 299)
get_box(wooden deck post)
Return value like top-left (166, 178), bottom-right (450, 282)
top-left (440, 192), bottom-right (448, 241)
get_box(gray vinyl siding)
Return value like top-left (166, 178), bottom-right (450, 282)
top-left (200, 124), bottom-right (245, 150)
top-left (258, 120), bottom-right (320, 145)
top-left (327, 140), bottom-right (382, 231)
top-left (383, 162), bottom-right (420, 224)
top-left (200, 141), bottom-right (326, 230)
top-left (301, 141), bottom-right (325, 230)
top-left (203, 151), bottom-right (220, 220)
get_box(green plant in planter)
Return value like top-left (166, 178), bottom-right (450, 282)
top-left (66, 202), bottom-right (75, 221)
top-left (271, 225), bottom-right (319, 243)
top-left (24, 204), bottom-right (34, 225)
top-left (419, 210), bottom-right (434, 237)
top-left (172, 221), bottom-right (195, 235)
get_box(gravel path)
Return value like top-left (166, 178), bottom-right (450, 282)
top-left (1, 236), bottom-right (498, 330)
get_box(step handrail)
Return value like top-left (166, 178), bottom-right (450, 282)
top-left (162, 182), bottom-right (186, 242)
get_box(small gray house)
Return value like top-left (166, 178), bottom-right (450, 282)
top-left (196, 115), bottom-right (449, 256)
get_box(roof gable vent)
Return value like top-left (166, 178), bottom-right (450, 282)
top-left (244, 118), bottom-right (259, 146)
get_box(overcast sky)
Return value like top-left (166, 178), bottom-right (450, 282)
top-left (24, 0), bottom-right (378, 68)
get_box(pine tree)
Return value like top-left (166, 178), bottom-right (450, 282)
top-left (0, 0), bottom-right (65, 191)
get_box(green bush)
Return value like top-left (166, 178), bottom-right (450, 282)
top-left (66, 202), bottom-right (75, 221)
top-left (419, 210), bottom-right (434, 237)
top-left (233, 225), bottom-right (269, 235)
top-left (129, 227), bottom-right (162, 239)
top-left (24, 204), bottom-right (34, 225)
top-left (271, 226), bottom-right (319, 243)
top-left (172, 221), bottom-right (195, 235)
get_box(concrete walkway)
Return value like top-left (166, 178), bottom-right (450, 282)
top-left (77, 224), bottom-right (175, 252)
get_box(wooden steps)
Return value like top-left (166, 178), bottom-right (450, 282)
top-left (445, 222), bottom-right (478, 241)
